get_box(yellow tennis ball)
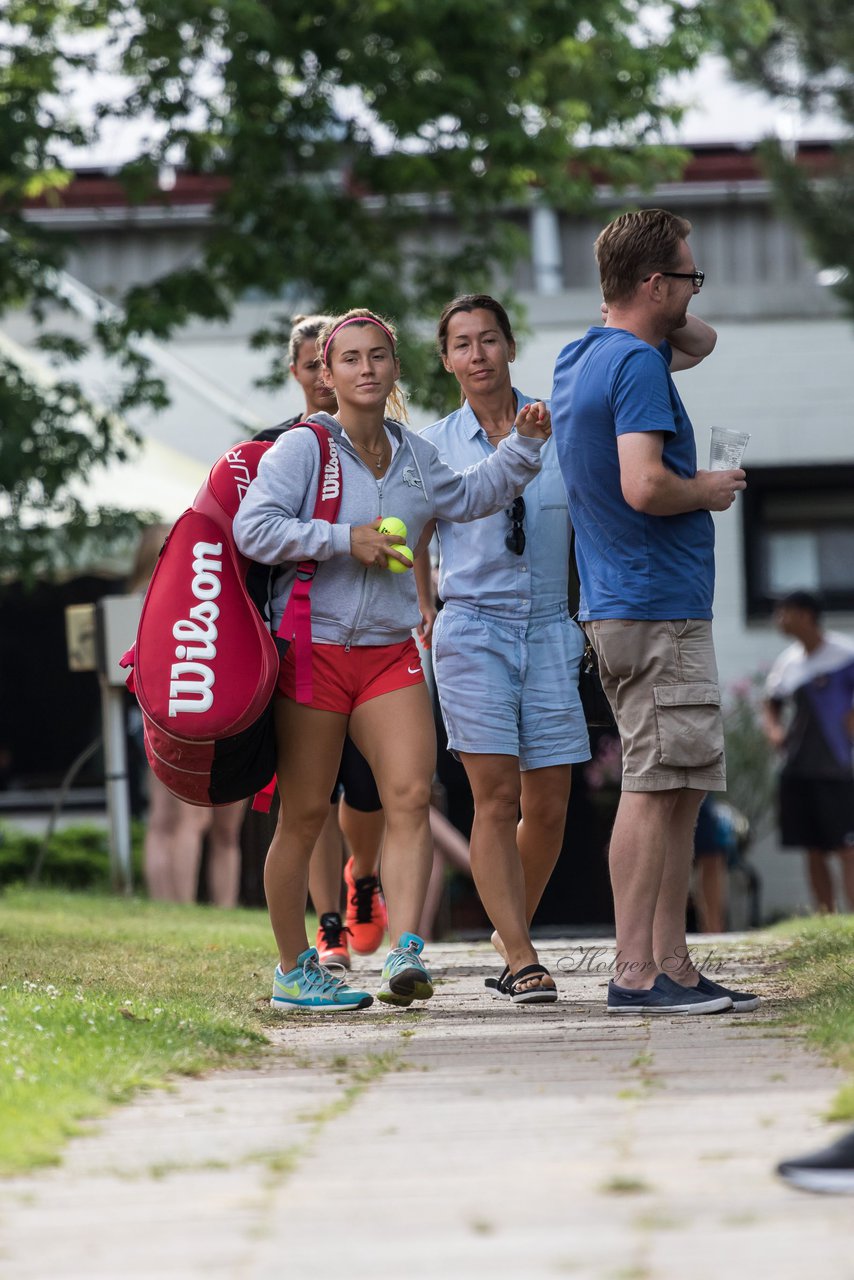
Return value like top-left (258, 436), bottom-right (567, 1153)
top-left (378, 516), bottom-right (407, 541)
top-left (387, 545), bottom-right (414, 573)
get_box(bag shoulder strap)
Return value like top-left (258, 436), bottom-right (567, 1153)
top-left (568, 524), bottom-right (581, 622)
top-left (276, 423), bottom-right (342, 702)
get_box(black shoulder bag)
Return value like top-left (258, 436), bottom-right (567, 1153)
top-left (569, 529), bottom-right (617, 730)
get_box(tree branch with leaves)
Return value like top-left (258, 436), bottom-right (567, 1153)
top-left (714, 0), bottom-right (854, 314)
top-left (1, 0), bottom-right (714, 579)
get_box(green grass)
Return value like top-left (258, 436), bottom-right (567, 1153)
top-left (0, 887), bottom-right (283, 1174)
top-left (771, 914), bottom-right (854, 1119)
top-left (4, 890), bottom-right (853, 1179)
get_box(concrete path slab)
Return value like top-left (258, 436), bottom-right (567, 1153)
top-left (1, 937), bottom-right (851, 1280)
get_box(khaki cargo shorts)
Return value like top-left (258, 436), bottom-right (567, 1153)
top-left (583, 619), bottom-right (726, 792)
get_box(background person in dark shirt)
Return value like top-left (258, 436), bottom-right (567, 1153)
top-left (763, 590), bottom-right (854, 913)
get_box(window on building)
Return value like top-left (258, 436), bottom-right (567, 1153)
top-left (742, 466), bottom-right (854, 617)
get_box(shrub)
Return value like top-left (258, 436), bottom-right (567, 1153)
top-left (0, 822), bottom-right (144, 890)
top-left (718, 673), bottom-right (777, 840)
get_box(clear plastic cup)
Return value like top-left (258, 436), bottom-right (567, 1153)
top-left (709, 427), bottom-right (750, 471)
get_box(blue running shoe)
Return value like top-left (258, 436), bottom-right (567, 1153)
top-left (377, 933), bottom-right (434, 1007)
top-left (271, 947), bottom-right (373, 1012)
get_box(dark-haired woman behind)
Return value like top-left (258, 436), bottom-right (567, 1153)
top-left (423, 294), bottom-right (590, 1004)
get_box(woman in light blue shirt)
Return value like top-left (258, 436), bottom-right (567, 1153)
top-left (422, 294), bottom-right (590, 1004)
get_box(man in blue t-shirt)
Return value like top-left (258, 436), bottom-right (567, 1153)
top-left (551, 208), bottom-right (756, 1016)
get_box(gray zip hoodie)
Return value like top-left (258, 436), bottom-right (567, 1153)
top-left (232, 412), bottom-right (544, 645)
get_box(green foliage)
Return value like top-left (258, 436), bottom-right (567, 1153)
top-left (758, 138), bottom-right (854, 314)
top-left (0, 888), bottom-right (273, 1171)
top-left (712, 0), bottom-right (854, 315)
top-left (0, 822), bottom-right (144, 890)
top-left (717, 674), bottom-right (777, 839)
top-left (0, 3), bottom-right (168, 581)
top-left (0, 0), bottom-right (714, 578)
top-left (107, 0), bottom-right (702, 400)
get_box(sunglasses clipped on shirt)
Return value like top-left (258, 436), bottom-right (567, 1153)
top-left (505, 496), bottom-right (526, 555)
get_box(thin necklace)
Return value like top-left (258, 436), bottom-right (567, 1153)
top-left (353, 439), bottom-right (387, 469)
top-left (336, 418), bottom-right (388, 469)
top-left (484, 426), bottom-right (513, 445)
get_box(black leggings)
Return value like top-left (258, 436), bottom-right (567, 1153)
top-left (330, 735), bottom-right (381, 813)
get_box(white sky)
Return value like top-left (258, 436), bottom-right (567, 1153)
top-left (662, 55), bottom-right (843, 145)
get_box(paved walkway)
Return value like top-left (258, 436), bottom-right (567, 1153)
top-left (1, 937), bottom-right (852, 1280)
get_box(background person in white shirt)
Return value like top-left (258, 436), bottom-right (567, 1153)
top-left (764, 590), bottom-right (854, 913)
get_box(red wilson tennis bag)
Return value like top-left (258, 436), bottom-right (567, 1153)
top-left (121, 424), bottom-right (341, 807)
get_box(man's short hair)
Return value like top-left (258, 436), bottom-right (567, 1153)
top-left (594, 208), bottom-right (692, 304)
top-left (778, 590), bottom-right (822, 619)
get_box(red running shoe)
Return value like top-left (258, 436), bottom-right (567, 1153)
top-left (344, 858), bottom-right (387, 955)
top-left (315, 912), bottom-right (351, 969)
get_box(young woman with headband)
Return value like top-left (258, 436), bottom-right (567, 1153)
top-left (252, 315), bottom-right (395, 969)
top-left (422, 294), bottom-right (590, 1004)
top-left (234, 307), bottom-right (550, 1011)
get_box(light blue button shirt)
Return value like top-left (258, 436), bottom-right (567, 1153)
top-left (421, 390), bottom-right (571, 618)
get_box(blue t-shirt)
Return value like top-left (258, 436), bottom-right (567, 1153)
top-left (551, 326), bottom-right (715, 621)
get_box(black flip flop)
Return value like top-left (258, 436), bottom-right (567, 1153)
top-left (509, 963), bottom-right (558, 1005)
top-left (484, 965), bottom-right (511, 1000)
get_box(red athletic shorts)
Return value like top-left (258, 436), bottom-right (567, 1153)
top-left (277, 637), bottom-right (425, 714)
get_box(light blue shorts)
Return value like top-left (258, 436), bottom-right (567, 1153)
top-left (432, 603), bottom-right (591, 770)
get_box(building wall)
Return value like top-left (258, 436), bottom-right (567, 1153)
top-left (63, 228), bottom-right (208, 300)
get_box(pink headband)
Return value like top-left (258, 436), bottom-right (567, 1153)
top-left (322, 317), bottom-right (396, 364)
